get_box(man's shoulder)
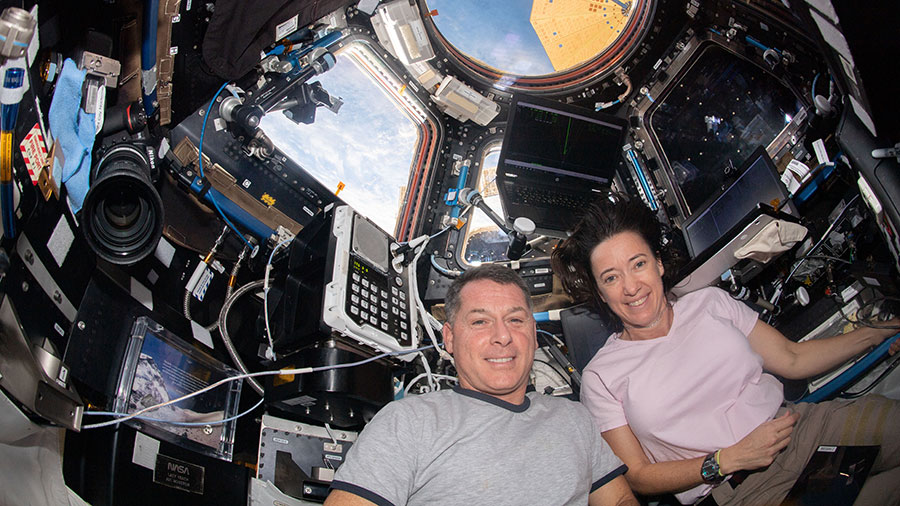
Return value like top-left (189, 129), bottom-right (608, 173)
top-left (359, 390), bottom-right (457, 439)
top-left (527, 391), bottom-right (579, 406)
top-left (379, 388), bottom-right (460, 417)
top-left (389, 389), bottom-right (592, 424)
top-left (389, 387), bottom-right (455, 406)
top-left (527, 392), bottom-right (593, 422)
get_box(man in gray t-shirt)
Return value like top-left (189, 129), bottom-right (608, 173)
top-left (325, 265), bottom-right (637, 506)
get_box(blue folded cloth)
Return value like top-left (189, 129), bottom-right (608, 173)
top-left (49, 58), bottom-right (96, 213)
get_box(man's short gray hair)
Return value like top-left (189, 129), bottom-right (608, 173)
top-left (443, 264), bottom-right (533, 324)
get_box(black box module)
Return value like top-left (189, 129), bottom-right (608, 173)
top-left (64, 424), bottom-right (249, 506)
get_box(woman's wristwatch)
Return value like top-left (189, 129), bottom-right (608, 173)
top-left (701, 450), bottom-right (726, 484)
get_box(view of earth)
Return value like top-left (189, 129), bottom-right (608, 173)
top-left (263, 47), bottom-right (418, 236)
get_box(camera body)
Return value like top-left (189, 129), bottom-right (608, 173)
top-left (81, 135), bottom-right (163, 265)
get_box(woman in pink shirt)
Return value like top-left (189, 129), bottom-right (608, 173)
top-left (551, 194), bottom-right (900, 506)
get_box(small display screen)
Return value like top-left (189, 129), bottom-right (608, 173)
top-left (649, 44), bottom-right (802, 213)
top-left (502, 98), bottom-right (626, 184)
top-left (351, 213), bottom-right (390, 273)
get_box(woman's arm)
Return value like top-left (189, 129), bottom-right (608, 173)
top-left (324, 490), bottom-right (376, 506)
top-left (589, 475), bottom-right (640, 506)
top-left (601, 425), bottom-right (705, 495)
top-left (603, 414), bottom-right (799, 495)
top-left (747, 318), bottom-right (900, 380)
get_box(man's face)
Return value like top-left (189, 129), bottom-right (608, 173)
top-left (442, 279), bottom-right (537, 404)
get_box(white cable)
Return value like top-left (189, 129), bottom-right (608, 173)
top-left (459, 203), bottom-right (474, 219)
top-left (408, 236), bottom-right (436, 347)
top-left (83, 369), bottom-right (299, 430)
top-left (391, 233), bottom-right (431, 268)
top-left (419, 283), bottom-right (453, 365)
top-left (82, 344), bottom-right (435, 429)
top-left (263, 237), bottom-right (294, 360)
top-left (408, 238), bottom-right (454, 363)
top-left (551, 334), bottom-right (565, 348)
top-left (403, 373), bottom-right (430, 396)
top-left (419, 351), bottom-right (436, 391)
top-left (537, 328), bottom-right (566, 349)
top-left (424, 311), bottom-right (442, 332)
top-left (83, 398), bottom-right (265, 428)
top-left (429, 226), bottom-right (452, 240)
top-left (403, 372), bottom-right (458, 396)
top-left (404, 243), bottom-right (435, 400)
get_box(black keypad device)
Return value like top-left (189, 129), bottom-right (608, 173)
top-left (323, 205), bottom-right (419, 357)
top-left (345, 257), bottom-right (413, 346)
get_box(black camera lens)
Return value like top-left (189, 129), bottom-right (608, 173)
top-left (82, 144), bottom-right (164, 265)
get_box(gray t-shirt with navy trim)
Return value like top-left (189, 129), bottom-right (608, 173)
top-left (331, 386), bottom-right (626, 506)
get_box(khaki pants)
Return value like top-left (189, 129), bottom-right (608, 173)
top-left (709, 395), bottom-right (900, 506)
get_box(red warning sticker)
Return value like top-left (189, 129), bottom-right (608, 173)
top-left (19, 123), bottom-right (48, 186)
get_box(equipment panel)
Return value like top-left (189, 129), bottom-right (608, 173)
top-left (323, 206), bottom-right (419, 359)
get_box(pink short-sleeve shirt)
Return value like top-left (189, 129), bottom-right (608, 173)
top-left (580, 287), bottom-right (784, 504)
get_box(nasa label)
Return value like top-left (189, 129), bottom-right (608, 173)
top-left (153, 454), bottom-right (205, 494)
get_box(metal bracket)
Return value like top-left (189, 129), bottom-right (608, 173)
top-left (15, 234), bottom-right (77, 322)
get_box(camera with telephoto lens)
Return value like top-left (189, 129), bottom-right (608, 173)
top-left (81, 141), bottom-right (164, 265)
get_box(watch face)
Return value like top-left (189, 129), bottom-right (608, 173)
top-left (701, 453), bottom-right (723, 484)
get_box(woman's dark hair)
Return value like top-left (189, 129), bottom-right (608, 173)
top-left (551, 193), bottom-right (681, 330)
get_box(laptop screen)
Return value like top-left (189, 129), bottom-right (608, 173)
top-left (500, 95), bottom-right (627, 185)
top-left (683, 146), bottom-right (796, 258)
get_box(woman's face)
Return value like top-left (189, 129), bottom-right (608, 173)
top-left (589, 231), bottom-right (668, 334)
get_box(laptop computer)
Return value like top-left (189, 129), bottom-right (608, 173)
top-left (496, 95), bottom-right (628, 238)
top-left (672, 205), bottom-right (795, 296)
top-left (681, 145), bottom-right (798, 259)
top-left (671, 147), bottom-right (801, 296)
